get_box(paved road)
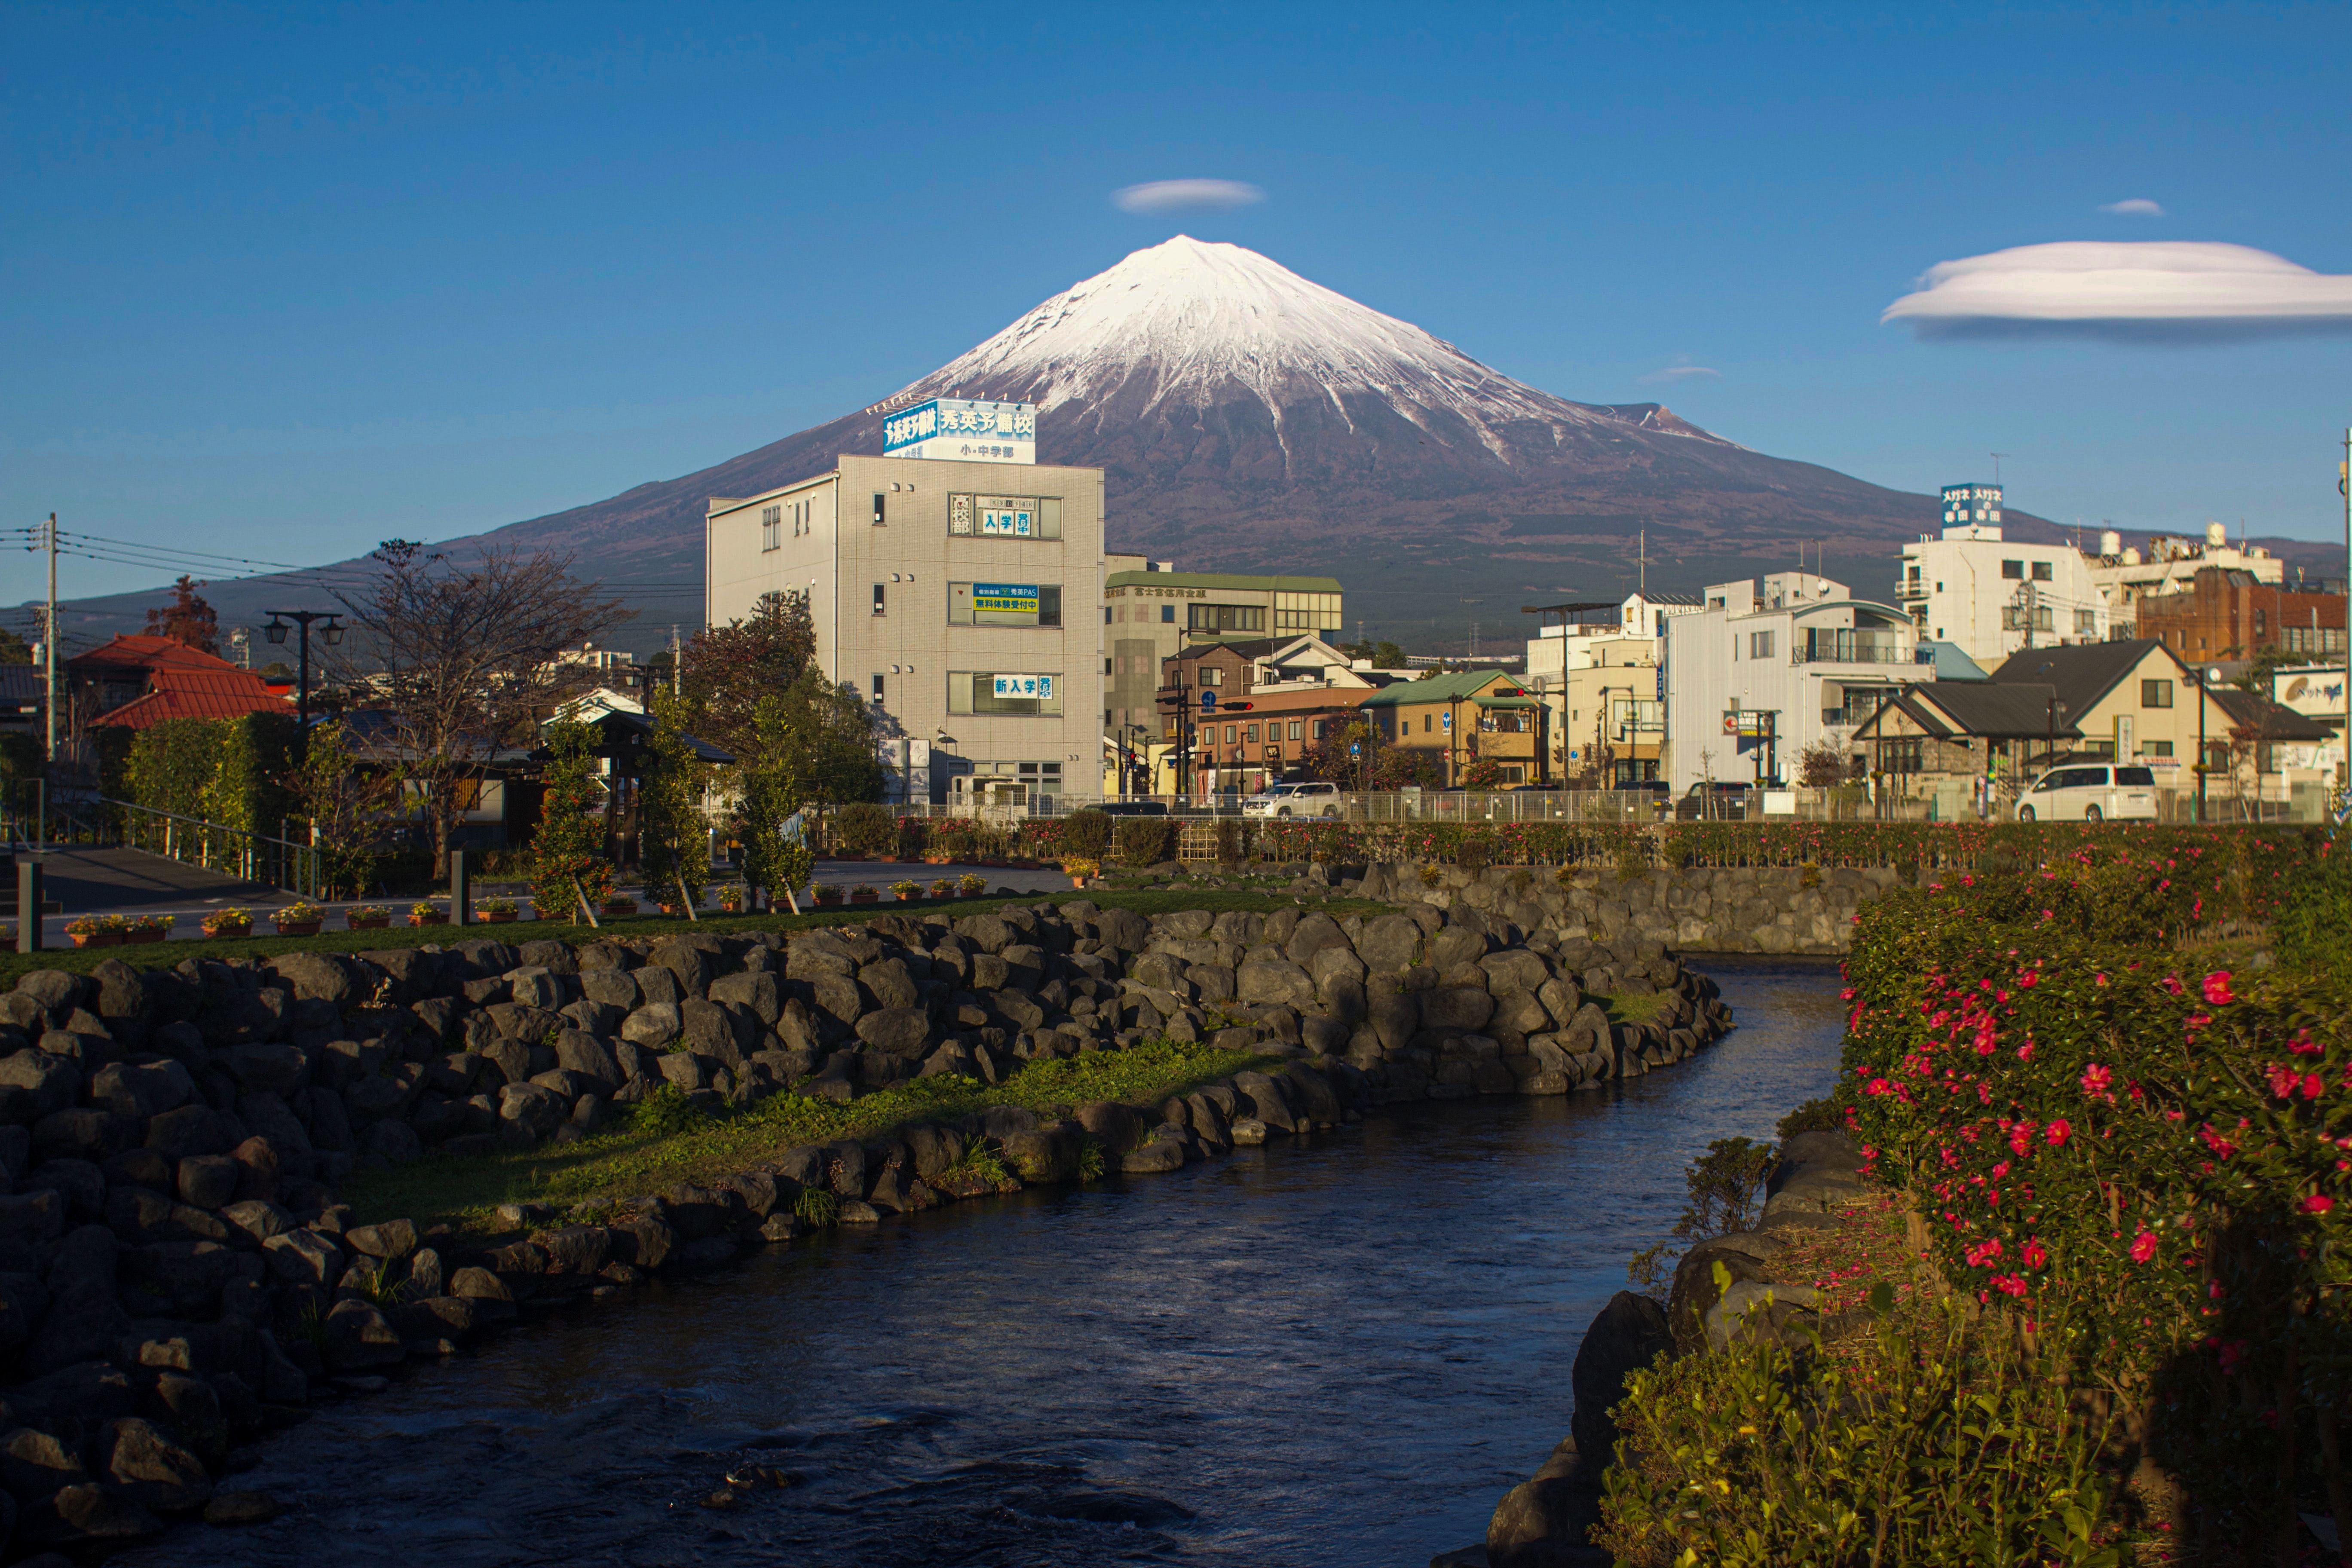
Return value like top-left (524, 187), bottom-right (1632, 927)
top-left (6, 848), bottom-right (1078, 948)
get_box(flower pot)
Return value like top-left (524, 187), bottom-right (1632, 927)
top-left (848, 891), bottom-right (879, 905)
top-left (894, 891), bottom-right (922, 902)
top-left (125, 928), bottom-right (167, 945)
top-left (600, 902), bottom-right (638, 918)
top-left (346, 917), bottom-right (391, 931)
top-left (482, 910), bottom-right (518, 924)
top-left (68, 931), bottom-right (123, 949)
top-left (1067, 877), bottom-right (1090, 890)
top-left (408, 914), bottom-right (449, 928)
top-left (203, 927), bottom-right (251, 941)
top-left (272, 921), bottom-right (322, 937)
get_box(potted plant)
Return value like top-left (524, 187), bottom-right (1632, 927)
top-left (813, 883), bottom-right (844, 906)
top-left (200, 908), bottom-right (253, 940)
top-left (64, 915), bottom-right (125, 949)
top-left (929, 877), bottom-right (955, 899)
top-left (956, 873), bottom-right (986, 899)
top-left (889, 879), bottom-right (921, 903)
top-left (409, 900), bottom-right (449, 928)
top-left (345, 903), bottom-right (392, 930)
top-left (271, 900), bottom-right (325, 937)
top-left (124, 913), bottom-right (171, 945)
top-left (479, 896), bottom-right (521, 924)
top-left (848, 883), bottom-right (879, 905)
top-left (601, 894), bottom-right (640, 918)
top-left (1062, 858), bottom-right (1101, 889)
top-left (716, 884), bottom-right (747, 914)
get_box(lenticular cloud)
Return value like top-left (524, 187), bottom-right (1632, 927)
top-left (1113, 179), bottom-right (1265, 214)
top-left (1881, 240), bottom-right (2352, 340)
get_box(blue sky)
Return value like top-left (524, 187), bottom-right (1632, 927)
top-left (5, 1), bottom-right (2350, 611)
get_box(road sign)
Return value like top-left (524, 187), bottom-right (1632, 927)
top-left (1200, 690), bottom-right (1217, 712)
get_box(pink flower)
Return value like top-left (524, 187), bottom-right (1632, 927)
top-left (2198, 1124), bottom-right (2238, 1161)
top-left (1992, 1273), bottom-right (2029, 1297)
top-left (2045, 1119), bottom-right (2072, 1148)
top-left (1863, 1078), bottom-right (1893, 1097)
top-left (2022, 1238), bottom-right (2048, 1269)
top-left (2129, 1232), bottom-right (2159, 1263)
top-left (2303, 1194), bottom-right (2336, 1216)
top-left (2161, 975), bottom-right (2185, 996)
top-left (2008, 1124), bottom-right (2035, 1156)
top-left (2201, 972), bottom-right (2235, 1005)
top-left (2306, 1074), bottom-right (2328, 1101)
top-left (2081, 1064), bottom-right (2113, 1098)
top-left (2269, 1065), bottom-right (2302, 1099)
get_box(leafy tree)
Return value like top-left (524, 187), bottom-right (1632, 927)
top-left (637, 687), bottom-right (712, 913)
top-left (144, 576), bottom-right (220, 654)
top-left (0, 627), bottom-right (31, 666)
top-left (530, 721), bottom-right (615, 922)
top-left (1461, 755), bottom-right (1507, 789)
top-left (679, 590), bottom-right (820, 760)
top-left (1625, 1136), bottom-right (1776, 1290)
top-left (1299, 719), bottom-right (1439, 790)
top-left (771, 669), bottom-right (884, 807)
top-left (1797, 737), bottom-right (1850, 788)
top-left (1342, 637), bottom-right (1408, 668)
top-left (288, 720), bottom-right (400, 897)
top-left (737, 694), bottom-right (811, 912)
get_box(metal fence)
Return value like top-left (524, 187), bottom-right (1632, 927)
top-left (0, 796), bottom-right (323, 898)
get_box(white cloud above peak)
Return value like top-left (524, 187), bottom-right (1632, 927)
top-left (1112, 179), bottom-right (1265, 214)
top-left (1638, 364), bottom-right (1721, 383)
top-left (1881, 240), bottom-right (2352, 339)
top-left (2099, 198), bottom-right (2167, 216)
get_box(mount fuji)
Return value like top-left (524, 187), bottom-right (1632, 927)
top-left (63, 236), bottom-right (2122, 650)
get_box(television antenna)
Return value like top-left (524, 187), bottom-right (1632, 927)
top-left (1991, 452), bottom-right (2012, 486)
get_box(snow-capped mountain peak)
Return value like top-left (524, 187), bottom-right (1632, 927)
top-left (894, 236), bottom-right (1729, 454)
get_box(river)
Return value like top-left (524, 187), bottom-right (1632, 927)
top-left (129, 956), bottom-right (1847, 1568)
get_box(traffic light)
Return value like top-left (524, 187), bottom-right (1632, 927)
top-left (1220, 701), bottom-right (1254, 712)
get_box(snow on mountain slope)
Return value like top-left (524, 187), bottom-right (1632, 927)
top-left (892, 236), bottom-right (1737, 462)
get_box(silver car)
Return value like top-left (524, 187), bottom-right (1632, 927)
top-left (1241, 781), bottom-right (1344, 818)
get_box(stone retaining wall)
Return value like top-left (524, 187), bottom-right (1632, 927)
top-left (0, 895), bottom-right (1739, 1557)
top-left (1356, 861), bottom-right (1905, 956)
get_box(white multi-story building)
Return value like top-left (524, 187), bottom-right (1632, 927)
top-left (704, 412), bottom-right (1105, 809)
top-left (1664, 572), bottom-right (1920, 790)
top-left (1896, 484), bottom-right (2110, 665)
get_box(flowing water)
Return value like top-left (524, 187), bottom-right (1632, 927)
top-left (129, 958), bottom-right (1848, 1568)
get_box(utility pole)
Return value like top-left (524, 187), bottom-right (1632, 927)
top-left (42, 514), bottom-right (58, 766)
top-left (670, 625), bottom-right (681, 695)
top-left (1636, 529), bottom-right (1650, 594)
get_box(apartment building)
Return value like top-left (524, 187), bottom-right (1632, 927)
top-left (705, 435), bottom-right (1105, 808)
top-left (2132, 566), bottom-right (2347, 663)
top-left (1896, 484), bottom-right (2110, 665)
top-left (1102, 559), bottom-right (1343, 739)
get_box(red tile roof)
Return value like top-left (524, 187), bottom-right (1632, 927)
top-left (89, 669), bottom-right (291, 730)
top-left (68, 634), bottom-right (244, 675)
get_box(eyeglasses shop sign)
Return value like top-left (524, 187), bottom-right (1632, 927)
top-left (992, 674), bottom-right (1054, 702)
top-left (882, 398), bottom-right (1037, 465)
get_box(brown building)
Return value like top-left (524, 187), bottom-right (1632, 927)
top-left (2135, 567), bottom-right (2346, 663)
top-left (1154, 642), bottom-right (1367, 796)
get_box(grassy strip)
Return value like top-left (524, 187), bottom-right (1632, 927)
top-left (0, 890), bottom-right (1389, 986)
top-left (341, 1037), bottom-right (1277, 1233)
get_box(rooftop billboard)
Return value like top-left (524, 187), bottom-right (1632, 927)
top-left (881, 398), bottom-right (1036, 465)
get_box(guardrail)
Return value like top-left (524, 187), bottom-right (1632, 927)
top-left (0, 797), bottom-right (321, 898)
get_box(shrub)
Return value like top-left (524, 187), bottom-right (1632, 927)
top-left (955, 873), bottom-right (985, 897)
top-left (1112, 815), bottom-right (1177, 867)
top-left (630, 1084), bottom-right (706, 1136)
top-left (1060, 809), bottom-right (1112, 860)
top-left (793, 1186), bottom-right (839, 1227)
top-left (1774, 1095), bottom-right (1844, 1139)
top-left (1597, 1292), bottom-right (2121, 1566)
top-left (2274, 838), bottom-right (2352, 976)
top-left (1214, 818), bottom-right (1241, 865)
top-left (831, 802), bottom-right (896, 855)
top-left (1625, 1136), bottom-right (1775, 1290)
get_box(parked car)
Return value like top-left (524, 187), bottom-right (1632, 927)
top-left (2016, 763), bottom-right (2159, 823)
top-left (1241, 781), bottom-right (1345, 818)
top-left (1675, 781), bottom-right (1754, 821)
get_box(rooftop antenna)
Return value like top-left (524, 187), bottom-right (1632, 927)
top-left (1991, 452), bottom-right (2011, 487)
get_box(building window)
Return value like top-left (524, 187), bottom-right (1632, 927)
top-left (1160, 605), bottom-right (1175, 624)
top-left (1883, 738), bottom-right (1925, 772)
top-left (1199, 668), bottom-right (1222, 686)
top-left (761, 505), bottom-right (781, 551)
top-left (2075, 609), bottom-right (2098, 636)
top-left (1422, 715), bottom-right (1431, 733)
top-left (1288, 720), bottom-right (1304, 741)
top-left (1189, 603), bottom-right (1265, 633)
top-left (873, 584), bottom-right (886, 616)
top-left (2144, 740), bottom-right (2174, 757)
top-left (946, 493), bottom-right (1063, 539)
top-left (2001, 560), bottom-right (2024, 579)
top-left (1224, 725), bottom-right (1237, 744)
top-left (1104, 658), bottom-right (1112, 674)
top-left (947, 582), bottom-right (1062, 627)
top-left (1243, 724), bottom-right (1259, 743)
top-left (1104, 607), bottom-right (1112, 625)
top-left (1749, 630), bottom-right (1776, 660)
top-left (872, 493), bottom-right (886, 526)
top-left (2031, 561), bottom-right (2053, 582)
top-left (871, 674), bottom-right (885, 703)
top-left (946, 672), bottom-right (1064, 715)
top-left (2141, 679), bottom-right (2173, 708)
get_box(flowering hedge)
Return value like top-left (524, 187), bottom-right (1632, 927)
top-left (1837, 847), bottom-right (2352, 1540)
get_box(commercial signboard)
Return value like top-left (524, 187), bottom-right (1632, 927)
top-left (881, 398), bottom-right (1036, 465)
top-left (991, 674), bottom-right (1054, 703)
top-left (978, 498), bottom-right (1037, 536)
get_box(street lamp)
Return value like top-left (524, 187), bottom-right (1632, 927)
top-left (261, 610), bottom-right (345, 730)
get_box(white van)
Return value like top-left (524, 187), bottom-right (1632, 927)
top-left (2017, 763), bottom-right (2159, 823)
top-left (1241, 781), bottom-right (1344, 818)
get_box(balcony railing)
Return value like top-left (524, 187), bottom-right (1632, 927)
top-left (1794, 636), bottom-right (1910, 665)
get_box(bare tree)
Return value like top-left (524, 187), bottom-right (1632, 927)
top-left (336, 541), bottom-right (629, 877)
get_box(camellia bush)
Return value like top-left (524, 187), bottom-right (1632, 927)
top-left (1834, 842), bottom-right (2352, 1549)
